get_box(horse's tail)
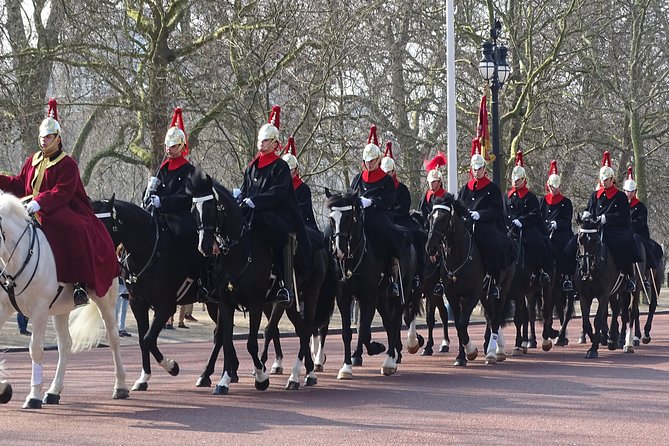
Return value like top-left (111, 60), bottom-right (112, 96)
top-left (69, 298), bottom-right (105, 353)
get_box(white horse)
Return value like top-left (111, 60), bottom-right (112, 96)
top-left (0, 193), bottom-right (129, 408)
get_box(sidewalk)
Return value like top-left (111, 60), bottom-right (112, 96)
top-left (2, 290), bottom-right (668, 352)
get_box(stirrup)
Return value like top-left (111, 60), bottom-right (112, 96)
top-left (642, 279), bottom-right (651, 292)
top-left (433, 282), bottom-right (444, 297)
top-left (562, 278), bottom-right (573, 292)
top-left (488, 285), bottom-right (500, 300)
top-left (539, 271), bottom-right (550, 286)
top-left (412, 276), bottom-right (421, 290)
top-left (388, 281), bottom-right (400, 298)
top-left (73, 283), bottom-right (89, 308)
top-left (274, 287), bottom-right (293, 306)
top-left (625, 277), bottom-right (636, 293)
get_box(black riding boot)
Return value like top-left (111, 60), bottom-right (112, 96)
top-left (274, 235), bottom-right (296, 307)
top-left (73, 283), bottom-right (89, 308)
top-left (562, 275), bottom-right (574, 292)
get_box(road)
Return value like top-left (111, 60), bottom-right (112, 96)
top-left (2, 312), bottom-right (669, 445)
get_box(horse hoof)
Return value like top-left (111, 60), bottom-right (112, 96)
top-left (417, 334), bottom-right (425, 347)
top-left (541, 340), bottom-right (553, 352)
top-left (642, 336), bottom-right (651, 345)
top-left (132, 382), bottom-right (148, 391)
top-left (578, 336), bottom-right (586, 344)
top-left (43, 393), bottom-right (60, 405)
top-left (485, 354), bottom-right (496, 364)
top-left (585, 350), bottom-right (599, 359)
top-left (555, 337), bottom-right (569, 347)
top-left (168, 362), bottom-right (180, 377)
top-left (512, 347), bottom-right (523, 357)
top-left (337, 371), bottom-right (353, 380)
top-left (381, 367), bottom-right (396, 376)
top-left (229, 371), bottom-right (239, 383)
top-left (255, 378), bottom-right (270, 391)
top-left (396, 352), bottom-right (402, 364)
top-left (496, 352), bottom-right (506, 362)
top-left (465, 348), bottom-right (478, 361)
top-left (454, 359), bottom-right (467, 367)
top-left (305, 376), bottom-right (317, 386)
top-left (367, 342), bottom-right (386, 356)
top-left (633, 339), bottom-right (640, 347)
top-left (439, 344), bottom-right (449, 353)
top-left (421, 347), bottom-right (433, 356)
top-left (270, 366), bottom-right (284, 375)
top-left (212, 385), bottom-right (229, 395)
top-left (0, 383), bottom-right (12, 404)
top-left (196, 376), bottom-right (212, 387)
top-left (607, 341), bottom-right (618, 351)
top-left (314, 364), bottom-right (324, 372)
top-left (407, 344), bottom-right (420, 354)
top-left (623, 345), bottom-right (634, 353)
top-left (22, 398), bottom-right (42, 409)
top-left (351, 356), bottom-right (363, 367)
top-left (113, 388), bottom-right (130, 400)
top-left (529, 339), bottom-right (537, 349)
top-left (286, 381), bottom-right (300, 391)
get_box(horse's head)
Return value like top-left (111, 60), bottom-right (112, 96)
top-left (425, 193), bottom-right (463, 257)
top-left (92, 194), bottom-right (123, 247)
top-left (325, 190), bottom-right (362, 261)
top-left (576, 211), bottom-right (602, 279)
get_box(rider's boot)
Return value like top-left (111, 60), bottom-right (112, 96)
top-left (73, 282), bottom-right (89, 308)
top-left (274, 234), bottom-right (297, 307)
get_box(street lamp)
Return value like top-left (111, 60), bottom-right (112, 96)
top-left (478, 19), bottom-right (511, 186)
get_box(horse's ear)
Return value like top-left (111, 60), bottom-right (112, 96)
top-left (325, 187), bottom-right (332, 199)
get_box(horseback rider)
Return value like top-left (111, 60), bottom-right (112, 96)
top-left (281, 136), bottom-right (319, 231)
top-left (350, 125), bottom-right (408, 298)
top-left (238, 105), bottom-right (311, 305)
top-left (0, 98), bottom-right (118, 307)
top-left (144, 107), bottom-right (203, 296)
top-left (623, 166), bottom-right (663, 278)
top-left (457, 143), bottom-right (514, 299)
top-left (539, 160), bottom-right (575, 292)
top-left (380, 141), bottom-right (425, 289)
top-left (505, 151), bottom-right (553, 285)
top-left (584, 151), bottom-right (641, 292)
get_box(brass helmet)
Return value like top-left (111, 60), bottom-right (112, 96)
top-left (258, 105), bottom-right (281, 143)
top-left (511, 150), bottom-right (526, 182)
top-left (599, 151), bottom-right (614, 181)
top-left (470, 140), bottom-right (486, 170)
top-left (547, 160), bottom-right (561, 188)
top-left (39, 98), bottom-right (61, 137)
top-left (164, 107), bottom-right (189, 155)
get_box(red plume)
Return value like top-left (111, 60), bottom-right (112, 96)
top-left (367, 125), bottom-right (379, 146)
top-left (384, 141), bottom-right (394, 159)
top-left (626, 166), bottom-right (634, 181)
top-left (601, 151), bottom-right (611, 167)
top-left (471, 138), bottom-right (482, 157)
top-left (515, 150), bottom-right (524, 167)
top-left (47, 98), bottom-right (58, 120)
top-left (169, 107), bottom-right (189, 156)
top-left (268, 105), bottom-right (281, 129)
top-left (424, 151), bottom-right (447, 172)
top-left (284, 136), bottom-right (297, 156)
top-left (548, 160), bottom-right (558, 176)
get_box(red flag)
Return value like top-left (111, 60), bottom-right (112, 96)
top-left (474, 95), bottom-right (495, 163)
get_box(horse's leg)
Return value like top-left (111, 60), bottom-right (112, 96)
top-left (540, 286), bottom-right (556, 351)
top-left (42, 313), bottom-right (71, 404)
top-left (356, 295), bottom-right (382, 363)
top-left (0, 307), bottom-right (14, 404)
top-left (312, 324), bottom-right (328, 372)
top-left (436, 296), bottom-right (451, 353)
top-left (513, 295), bottom-right (525, 356)
top-left (608, 295), bottom-right (621, 350)
top-left (375, 295), bottom-right (400, 376)
top-left (624, 290), bottom-right (640, 353)
top-left (581, 295), bottom-right (597, 358)
top-left (196, 302), bottom-right (222, 387)
top-left (262, 304), bottom-right (285, 374)
top-left (422, 293), bottom-right (436, 356)
top-left (528, 293), bottom-right (538, 349)
top-left (643, 273), bottom-right (658, 343)
top-left (212, 305), bottom-right (237, 395)
top-left (285, 306), bottom-right (316, 389)
top-left (23, 307), bottom-right (49, 409)
top-left (589, 297), bottom-right (608, 358)
top-left (247, 308), bottom-right (270, 391)
top-left (92, 290), bottom-right (129, 399)
top-left (148, 304), bottom-right (179, 377)
top-left (337, 290), bottom-right (355, 379)
top-left (451, 295), bottom-right (478, 366)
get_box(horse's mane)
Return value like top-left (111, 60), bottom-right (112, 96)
top-left (432, 193), bottom-right (469, 219)
top-left (325, 191), bottom-right (358, 209)
top-left (0, 193), bottom-right (29, 222)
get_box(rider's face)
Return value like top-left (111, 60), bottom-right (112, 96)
top-left (472, 166), bottom-right (485, 180)
top-left (429, 180), bottom-right (441, 192)
top-left (601, 177), bottom-right (614, 189)
top-left (165, 143), bottom-right (183, 159)
top-left (40, 133), bottom-right (59, 150)
top-left (364, 157), bottom-right (381, 171)
top-left (512, 177), bottom-right (526, 189)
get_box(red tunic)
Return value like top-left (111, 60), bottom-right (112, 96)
top-left (0, 150), bottom-right (119, 296)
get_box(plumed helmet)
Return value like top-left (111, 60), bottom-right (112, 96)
top-left (547, 160), bottom-right (561, 188)
top-left (164, 107), bottom-right (189, 155)
top-left (380, 141), bottom-right (396, 173)
top-left (599, 151), bottom-right (614, 181)
top-left (470, 140), bottom-right (486, 169)
top-left (623, 166), bottom-right (636, 192)
top-left (424, 151), bottom-right (447, 183)
top-left (426, 169), bottom-right (443, 183)
top-left (362, 125), bottom-right (381, 162)
top-left (258, 105), bottom-right (281, 142)
top-left (39, 98), bottom-right (61, 137)
top-left (511, 150), bottom-right (526, 181)
top-left (281, 135), bottom-right (298, 169)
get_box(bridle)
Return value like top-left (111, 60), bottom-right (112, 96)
top-left (329, 204), bottom-right (367, 281)
top-left (428, 204), bottom-right (474, 282)
top-left (576, 227), bottom-right (601, 281)
top-left (0, 216), bottom-right (42, 313)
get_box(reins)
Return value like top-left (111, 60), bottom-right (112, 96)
top-left (0, 216), bottom-right (42, 313)
top-left (429, 204), bottom-right (474, 282)
top-left (330, 204), bottom-right (368, 282)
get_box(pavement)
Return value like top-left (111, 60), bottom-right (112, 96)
top-left (2, 289), bottom-right (667, 352)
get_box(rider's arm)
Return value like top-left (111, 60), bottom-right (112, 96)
top-left (0, 158), bottom-right (31, 197)
top-left (247, 162), bottom-right (292, 211)
top-left (32, 157), bottom-right (78, 212)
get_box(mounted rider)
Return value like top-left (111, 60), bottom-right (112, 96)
top-left (584, 151), bottom-right (642, 292)
top-left (457, 142), bottom-right (514, 299)
top-left (539, 160), bottom-right (575, 292)
top-left (350, 125), bottom-right (408, 298)
top-left (380, 141), bottom-right (425, 289)
top-left (418, 152), bottom-right (448, 223)
top-left (281, 136), bottom-right (319, 232)
top-left (505, 151), bottom-right (553, 285)
top-left (622, 166), bottom-right (663, 274)
top-left (0, 98), bottom-right (118, 307)
top-left (238, 105), bottom-right (311, 305)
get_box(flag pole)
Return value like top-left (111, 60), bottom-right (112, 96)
top-left (446, 0), bottom-right (457, 194)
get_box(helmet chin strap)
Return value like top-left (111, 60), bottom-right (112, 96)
top-left (40, 135), bottom-right (60, 157)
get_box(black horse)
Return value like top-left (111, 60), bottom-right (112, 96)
top-left (325, 191), bottom-right (409, 378)
top-left (575, 214), bottom-right (645, 358)
top-left (425, 194), bottom-right (514, 366)
top-left (190, 170), bottom-right (331, 393)
top-left (92, 197), bottom-right (202, 390)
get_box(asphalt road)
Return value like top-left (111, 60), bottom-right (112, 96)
top-left (2, 311), bottom-right (669, 445)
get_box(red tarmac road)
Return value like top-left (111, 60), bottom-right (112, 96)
top-left (2, 314), bottom-right (669, 445)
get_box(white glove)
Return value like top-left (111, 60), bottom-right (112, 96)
top-left (150, 195), bottom-right (161, 209)
top-left (243, 198), bottom-right (256, 209)
top-left (359, 197), bottom-right (373, 209)
top-left (582, 211), bottom-right (592, 219)
top-left (232, 188), bottom-right (242, 199)
top-left (25, 200), bottom-right (41, 214)
top-left (512, 219), bottom-right (523, 228)
top-left (146, 176), bottom-right (160, 192)
top-left (599, 214), bottom-right (606, 225)
top-left (550, 221), bottom-right (557, 230)
top-left (469, 211), bottom-right (480, 221)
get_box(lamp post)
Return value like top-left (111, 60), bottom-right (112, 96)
top-left (478, 19), bottom-right (511, 186)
